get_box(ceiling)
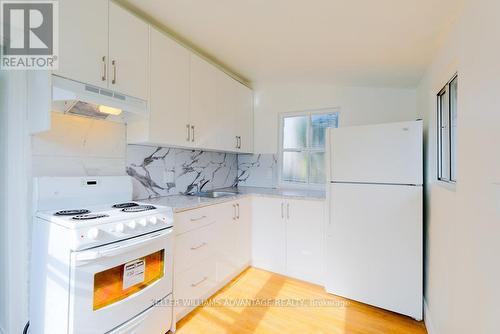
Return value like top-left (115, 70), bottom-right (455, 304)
top-left (118, 0), bottom-right (463, 88)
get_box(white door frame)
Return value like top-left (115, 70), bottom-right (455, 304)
top-left (0, 70), bottom-right (32, 334)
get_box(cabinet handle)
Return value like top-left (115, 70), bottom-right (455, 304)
top-left (287, 203), bottom-right (290, 219)
top-left (235, 136), bottom-right (239, 149)
top-left (191, 276), bottom-right (208, 287)
top-left (186, 124), bottom-right (191, 141)
top-left (101, 56), bottom-right (107, 81)
top-left (111, 59), bottom-right (117, 84)
top-left (190, 215), bottom-right (206, 222)
top-left (190, 242), bottom-right (207, 250)
top-left (191, 125), bottom-right (195, 142)
top-left (281, 203), bottom-right (284, 219)
top-left (232, 204), bottom-right (236, 220)
top-left (236, 203), bottom-right (240, 219)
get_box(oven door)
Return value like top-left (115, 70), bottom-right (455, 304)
top-left (68, 228), bottom-right (173, 334)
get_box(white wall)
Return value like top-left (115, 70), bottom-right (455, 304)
top-left (418, 0), bottom-right (500, 333)
top-left (32, 112), bottom-right (127, 177)
top-left (253, 83), bottom-right (417, 153)
top-left (0, 71), bottom-right (32, 334)
top-left (0, 68), bottom-right (8, 334)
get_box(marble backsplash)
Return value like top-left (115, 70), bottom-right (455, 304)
top-left (32, 113), bottom-right (279, 200)
top-left (127, 146), bottom-right (278, 200)
top-left (127, 145), bottom-right (239, 200)
top-left (237, 154), bottom-right (278, 188)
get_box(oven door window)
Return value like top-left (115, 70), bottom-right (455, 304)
top-left (93, 249), bottom-right (164, 310)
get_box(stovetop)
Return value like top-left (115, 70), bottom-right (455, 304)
top-left (37, 201), bottom-right (171, 228)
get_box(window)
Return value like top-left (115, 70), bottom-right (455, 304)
top-left (280, 109), bottom-right (339, 186)
top-left (437, 74), bottom-right (457, 183)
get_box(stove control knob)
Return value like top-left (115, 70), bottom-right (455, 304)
top-left (139, 218), bottom-right (148, 227)
top-left (149, 216), bottom-right (158, 225)
top-left (114, 223), bottom-right (125, 233)
top-left (128, 221), bottom-right (137, 230)
top-left (87, 228), bottom-right (101, 240)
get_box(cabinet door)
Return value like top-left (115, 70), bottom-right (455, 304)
top-left (57, 0), bottom-right (108, 88)
top-left (189, 54), bottom-right (218, 149)
top-left (213, 201), bottom-right (238, 283)
top-left (251, 196), bottom-right (286, 275)
top-left (233, 197), bottom-right (252, 268)
top-left (149, 27), bottom-right (190, 146)
top-left (285, 199), bottom-right (325, 285)
top-left (234, 83), bottom-right (254, 153)
top-left (108, 2), bottom-right (149, 100)
top-left (215, 71), bottom-right (239, 152)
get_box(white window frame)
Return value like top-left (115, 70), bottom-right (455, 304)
top-left (437, 73), bottom-right (457, 184)
top-left (278, 108), bottom-right (340, 190)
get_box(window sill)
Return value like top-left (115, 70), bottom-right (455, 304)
top-left (434, 180), bottom-right (457, 192)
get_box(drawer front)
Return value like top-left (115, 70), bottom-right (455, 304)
top-left (175, 206), bottom-right (216, 235)
top-left (175, 223), bottom-right (217, 273)
top-left (174, 257), bottom-right (217, 318)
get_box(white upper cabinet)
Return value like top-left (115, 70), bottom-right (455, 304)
top-left (148, 27), bottom-right (190, 147)
top-left (215, 71), bottom-right (254, 153)
top-left (234, 83), bottom-right (254, 153)
top-left (108, 1), bottom-right (149, 100)
top-left (56, 1), bottom-right (254, 152)
top-left (215, 71), bottom-right (239, 152)
top-left (57, 0), bottom-right (109, 88)
top-left (189, 54), bottom-right (219, 149)
top-left (57, 0), bottom-right (148, 100)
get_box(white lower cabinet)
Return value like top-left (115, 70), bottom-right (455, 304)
top-left (173, 195), bottom-right (324, 323)
top-left (173, 198), bottom-right (251, 321)
top-left (252, 196), bottom-right (325, 285)
top-left (251, 196), bottom-right (287, 274)
top-left (285, 199), bottom-right (325, 285)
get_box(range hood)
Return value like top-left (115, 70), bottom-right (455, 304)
top-left (51, 75), bottom-right (148, 122)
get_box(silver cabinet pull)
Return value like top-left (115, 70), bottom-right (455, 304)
top-left (235, 136), bottom-right (239, 149)
top-left (191, 125), bottom-right (195, 142)
top-left (232, 204), bottom-right (236, 220)
top-left (111, 59), bottom-right (117, 84)
top-left (236, 203), bottom-right (240, 219)
top-left (281, 203), bottom-right (284, 219)
top-left (190, 242), bottom-right (207, 250)
top-left (191, 276), bottom-right (208, 287)
top-left (101, 56), bottom-right (107, 81)
top-left (238, 136), bottom-right (242, 149)
top-left (190, 215), bottom-right (206, 222)
top-left (186, 124), bottom-right (191, 141)
top-left (287, 203), bottom-right (290, 219)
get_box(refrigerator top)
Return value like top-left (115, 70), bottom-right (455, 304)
top-left (328, 120), bottom-right (423, 185)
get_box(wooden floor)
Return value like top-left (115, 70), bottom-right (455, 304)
top-left (176, 267), bottom-right (427, 334)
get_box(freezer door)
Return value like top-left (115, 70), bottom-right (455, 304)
top-left (325, 183), bottom-right (423, 319)
top-left (329, 120), bottom-right (423, 185)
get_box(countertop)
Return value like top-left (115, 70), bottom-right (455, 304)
top-left (143, 186), bottom-right (325, 213)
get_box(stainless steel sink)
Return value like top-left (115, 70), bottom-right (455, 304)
top-left (192, 191), bottom-right (238, 198)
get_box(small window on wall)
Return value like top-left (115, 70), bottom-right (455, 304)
top-left (437, 74), bottom-right (457, 183)
top-left (280, 109), bottom-right (339, 187)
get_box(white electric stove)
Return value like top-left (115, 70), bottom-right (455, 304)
top-left (30, 176), bottom-right (175, 334)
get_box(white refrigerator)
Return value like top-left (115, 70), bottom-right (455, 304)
top-left (325, 120), bottom-right (423, 320)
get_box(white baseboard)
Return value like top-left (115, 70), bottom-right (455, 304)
top-left (424, 299), bottom-right (437, 334)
